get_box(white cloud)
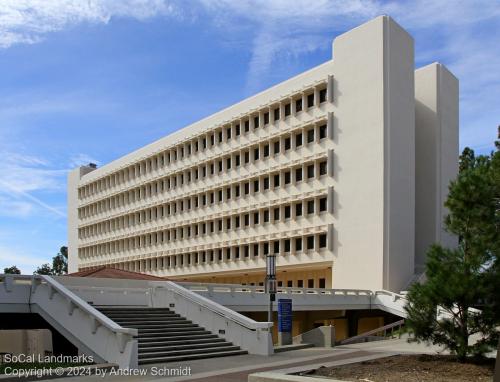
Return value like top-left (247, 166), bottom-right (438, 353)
top-left (0, 152), bottom-right (68, 218)
top-left (0, 0), bottom-right (498, 152)
top-left (0, 0), bottom-right (179, 48)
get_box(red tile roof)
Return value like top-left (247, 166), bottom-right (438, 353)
top-left (68, 266), bottom-right (166, 281)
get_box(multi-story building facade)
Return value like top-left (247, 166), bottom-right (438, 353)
top-left (67, 16), bottom-right (458, 292)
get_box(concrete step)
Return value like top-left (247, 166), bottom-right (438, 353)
top-left (112, 317), bottom-right (186, 324)
top-left (96, 307), bottom-right (173, 311)
top-left (97, 306), bottom-right (246, 364)
top-left (139, 338), bottom-right (226, 348)
top-left (138, 341), bottom-right (232, 352)
top-left (138, 333), bottom-right (219, 342)
top-left (139, 344), bottom-right (241, 359)
top-left (100, 312), bottom-right (180, 317)
top-left (127, 323), bottom-right (197, 330)
top-left (137, 326), bottom-right (205, 334)
top-left (138, 349), bottom-right (248, 365)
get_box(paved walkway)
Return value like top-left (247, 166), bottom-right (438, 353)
top-left (44, 337), bottom-right (450, 382)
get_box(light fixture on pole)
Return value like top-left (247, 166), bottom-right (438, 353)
top-left (265, 252), bottom-right (277, 323)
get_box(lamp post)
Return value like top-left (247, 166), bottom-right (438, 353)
top-left (265, 252), bottom-right (276, 323)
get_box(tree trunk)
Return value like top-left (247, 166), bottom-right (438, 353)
top-left (494, 337), bottom-right (500, 382)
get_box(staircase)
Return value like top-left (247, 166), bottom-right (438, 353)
top-left (96, 306), bottom-right (247, 364)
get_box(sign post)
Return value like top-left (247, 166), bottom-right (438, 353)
top-left (265, 253), bottom-right (276, 323)
top-left (278, 298), bottom-right (293, 345)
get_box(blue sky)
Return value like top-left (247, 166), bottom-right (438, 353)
top-left (0, 0), bottom-right (499, 273)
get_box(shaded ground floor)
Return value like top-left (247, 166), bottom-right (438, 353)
top-left (244, 309), bottom-right (400, 343)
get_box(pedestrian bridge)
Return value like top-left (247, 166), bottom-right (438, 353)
top-left (0, 274), bottom-right (406, 368)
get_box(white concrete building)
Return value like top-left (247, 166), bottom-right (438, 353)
top-left (67, 16), bottom-right (458, 292)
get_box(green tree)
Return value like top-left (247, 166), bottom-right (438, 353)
top-left (34, 263), bottom-right (53, 275)
top-left (405, 137), bottom-right (499, 362)
top-left (34, 246), bottom-right (69, 276)
top-left (3, 265), bottom-right (21, 274)
top-left (52, 246), bottom-right (68, 275)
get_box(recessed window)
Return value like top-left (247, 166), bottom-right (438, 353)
top-left (295, 168), bottom-right (303, 182)
top-left (244, 151), bottom-right (250, 164)
top-left (258, 243), bottom-right (268, 258)
top-left (298, 279), bottom-right (304, 288)
top-left (319, 233), bottom-right (327, 248)
top-left (274, 107), bottom-right (280, 121)
top-left (227, 157), bottom-right (231, 170)
top-left (287, 280), bottom-right (293, 287)
top-left (235, 124), bottom-right (241, 136)
top-left (264, 209), bottom-right (269, 222)
top-left (284, 239), bottom-right (290, 252)
top-left (235, 154), bottom-right (240, 167)
top-left (254, 180), bottom-right (259, 193)
top-left (284, 103), bottom-right (291, 117)
top-left (295, 98), bottom-right (302, 113)
top-left (273, 241), bottom-right (280, 254)
top-left (253, 243), bottom-right (259, 256)
top-left (319, 124), bottom-right (327, 139)
top-left (319, 197), bottom-right (327, 212)
top-left (254, 148), bottom-right (259, 161)
top-left (274, 207), bottom-right (280, 221)
top-left (295, 203), bottom-right (302, 217)
top-left (244, 182), bottom-right (250, 195)
top-left (244, 214), bottom-right (250, 226)
top-left (284, 205), bottom-right (291, 219)
top-left (319, 88), bottom-right (327, 103)
top-left (307, 164), bottom-right (315, 179)
top-left (264, 112), bottom-right (270, 125)
top-left (308, 279), bottom-right (314, 288)
top-left (274, 174), bottom-right (280, 188)
top-left (226, 127), bottom-right (231, 140)
top-left (319, 161), bottom-right (327, 176)
top-left (244, 120), bottom-right (250, 132)
top-left (218, 131), bottom-right (223, 143)
top-left (264, 144), bottom-right (270, 157)
top-left (284, 137), bottom-right (291, 150)
top-left (263, 177), bottom-right (270, 190)
top-left (284, 171), bottom-right (291, 185)
top-left (307, 93), bottom-right (314, 108)
top-left (296, 133), bottom-right (303, 147)
top-left (307, 235), bottom-right (314, 250)
top-left (307, 129), bottom-right (314, 143)
top-left (274, 141), bottom-right (280, 154)
top-left (307, 200), bottom-right (314, 214)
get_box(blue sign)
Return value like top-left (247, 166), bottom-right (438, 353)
top-left (278, 299), bottom-right (292, 332)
